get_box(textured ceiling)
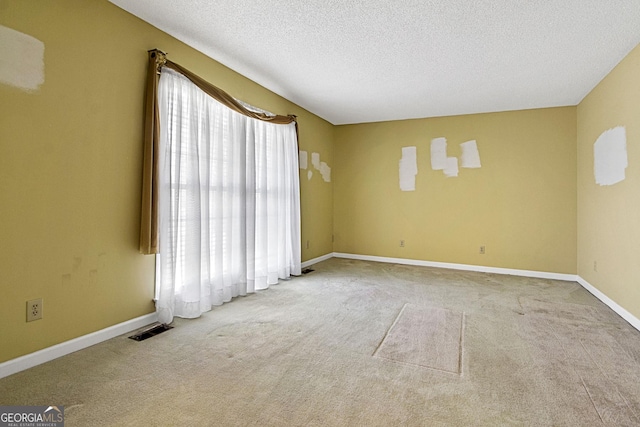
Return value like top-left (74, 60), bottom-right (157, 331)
top-left (110, 0), bottom-right (640, 125)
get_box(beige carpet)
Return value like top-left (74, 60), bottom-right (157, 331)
top-left (1, 258), bottom-right (640, 426)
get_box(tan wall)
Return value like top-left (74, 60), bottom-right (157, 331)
top-left (334, 108), bottom-right (577, 274)
top-left (577, 44), bottom-right (640, 320)
top-left (0, 0), bottom-right (333, 363)
top-left (298, 125), bottom-right (334, 262)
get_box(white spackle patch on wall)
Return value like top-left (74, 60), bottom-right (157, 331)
top-left (594, 126), bottom-right (627, 186)
top-left (444, 157), bottom-right (459, 178)
top-left (460, 140), bottom-right (481, 168)
top-left (399, 146), bottom-right (418, 191)
top-left (0, 25), bottom-right (45, 92)
top-left (320, 162), bottom-right (331, 182)
top-left (311, 152), bottom-right (321, 170)
top-left (430, 137), bottom-right (448, 171)
top-left (299, 150), bottom-right (308, 169)
top-left (307, 152), bottom-right (331, 183)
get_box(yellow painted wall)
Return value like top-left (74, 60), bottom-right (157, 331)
top-left (0, 0), bottom-right (333, 363)
top-left (334, 108), bottom-right (577, 274)
top-left (577, 43), bottom-right (640, 320)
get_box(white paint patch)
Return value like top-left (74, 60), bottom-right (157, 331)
top-left (444, 157), bottom-right (459, 178)
top-left (594, 126), bottom-right (627, 186)
top-left (307, 170), bottom-right (313, 180)
top-left (311, 152), bottom-right (321, 170)
top-left (399, 146), bottom-right (418, 191)
top-left (0, 25), bottom-right (45, 92)
top-left (299, 150), bottom-right (308, 169)
top-left (320, 162), bottom-right (331, 182)
top-left (460, 140), bottom-right (481, 168)
top-left (430, 137), bottom-right (448, 171)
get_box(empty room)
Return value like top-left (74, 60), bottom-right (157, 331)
top-left (1, 0), bottom-right (640, 425)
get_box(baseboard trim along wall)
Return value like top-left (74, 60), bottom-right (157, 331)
top-left (301, 252), bottom-right (334, 269)
top-left (332, 252), bottom-right (577, 281)
top-left (0, 312), bottom-right (158, 380)
top-left (577, 276), bottom-right (640, 332)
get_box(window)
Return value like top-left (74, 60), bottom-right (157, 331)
top-left (154, 68), bottom-right (301, 324)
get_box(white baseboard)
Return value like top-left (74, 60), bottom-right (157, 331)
top-left (333, 252), bottom-right (578, 281)
top-left (301, 252), bottom-right (334, 269)
top-left (0, 312), bottom-right (158, 380)
top-left (577, 276), bottom-right (640, 331)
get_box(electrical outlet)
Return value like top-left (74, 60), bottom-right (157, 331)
top-left (27, 298), bottom-right (43, 322)
top-left (400, 240), bottom-right (405, 247)
top-left (479, 245), bottom-right (486, 254)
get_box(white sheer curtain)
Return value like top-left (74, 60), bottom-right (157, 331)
top-left (155, 68), bottom-right (301, 324)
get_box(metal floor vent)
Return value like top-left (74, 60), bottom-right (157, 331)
top-left (128, 323), bottom-right (173, 341)
top-left (301, 268), bottom-right (314, 275)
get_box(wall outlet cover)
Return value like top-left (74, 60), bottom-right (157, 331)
top-left (27, 298), bottom-right (43, 322)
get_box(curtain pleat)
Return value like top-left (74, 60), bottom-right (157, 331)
top-left (139, 51), bottom-right (161, 254)
top-left (155, 68), bottom-right (301, 324)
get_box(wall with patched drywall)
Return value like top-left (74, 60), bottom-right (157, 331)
top-left (577, 43), bottom-right (640, 320)
top-left (0, 0), bottom-right (333, 363)
top-left (333, 107), bottom-right (577, 274)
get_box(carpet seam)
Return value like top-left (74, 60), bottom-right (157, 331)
top-left (372, 303), bottom-right (408, 357)
top-left (458, 312), bottom-right (466, 377)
